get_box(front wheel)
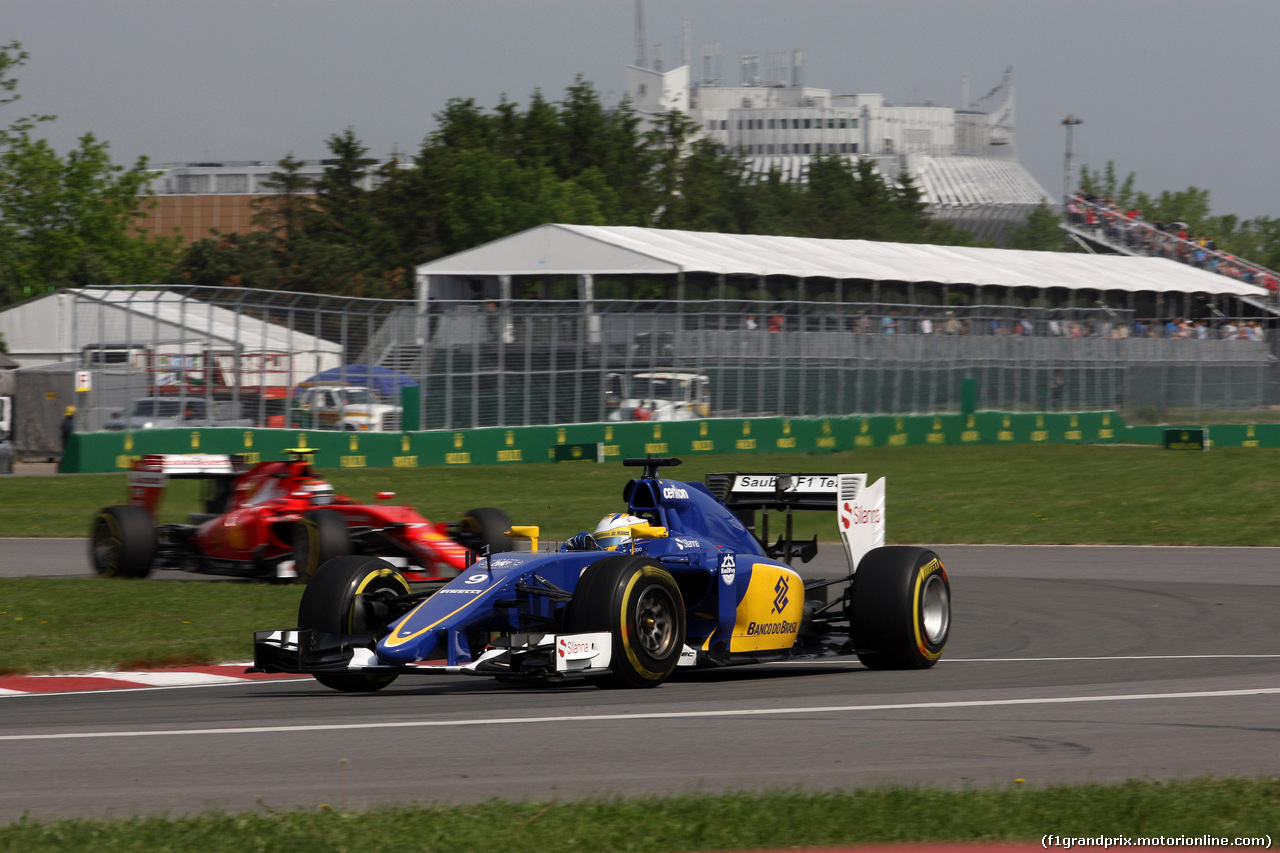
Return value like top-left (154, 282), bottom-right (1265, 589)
top-left (566, 554), bottom-right (685, 688)
top-left (90, 505), bottom-right (156, 578)
top-left (298, 555), bottom-right (412, 692)
top-left (456, 507), bottom-right (512, 555)
top-left (295, 509), bottom-right (352, 582)
top-left (850, 546), bottom-right (950, 670)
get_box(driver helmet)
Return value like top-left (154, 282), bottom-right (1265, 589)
top-left (593, 512), bottom-right (644, 551)
top-left (302, 479), bottom-right (335, 506)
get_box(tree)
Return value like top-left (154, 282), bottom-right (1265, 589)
top-left (798, 156), bottom-right (936, 242)
top-left (1008, 199), bottom-right (1071, 251)
top-left (1, 132), bottom-right (179, 305)
top-left (0, 40), bottom-right (53, 148)
top-left (0, 43), bottom-right (177, 307)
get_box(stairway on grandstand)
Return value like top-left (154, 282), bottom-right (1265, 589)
top-left (1061, 199), bottom-right (1280, 316)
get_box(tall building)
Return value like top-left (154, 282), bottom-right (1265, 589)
top-left (627, 50), bottom-right (1051, 243)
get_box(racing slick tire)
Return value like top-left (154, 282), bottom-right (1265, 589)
top-left (565, 554), bottom-right (685, 689)
top-left (457, 507), bottom-right (513, 555)
top-left (849, 546), bottom-right (950, 670)
top-left (298, 555), bottom-right (412, 692)
top-left (90, 505), bottom-right (157, 579)
top-left (295, 509), bottom-right (353, 583)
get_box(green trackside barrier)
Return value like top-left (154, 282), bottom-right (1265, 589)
top-left (58, 413), bottom-right (1280, 473)
top-left (1164, 428), bottom-right (1209, 451)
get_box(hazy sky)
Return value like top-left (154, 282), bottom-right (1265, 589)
top-left (7, 0), bottom-right (1279, 220)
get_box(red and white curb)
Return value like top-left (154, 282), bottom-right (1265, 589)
top-left (0, 664), bottom-right (307, 695)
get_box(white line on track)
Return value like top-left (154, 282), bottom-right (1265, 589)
top-left (781, 654), bottom-right (1280, 663)
top-left (3, 686), bottom-right (1279, 742)
top-left (945, 654), bottom-right (1280, 662)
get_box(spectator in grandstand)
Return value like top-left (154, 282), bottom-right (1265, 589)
top-left (1132, 318), bottom-right (1147, 338)
top-left (744, 315), bottom-right (758, 330)
top-left (881, 311), bottom-right (897, 334)
top-left (1261, 273), bottom-right (1279, 302)
top-left (919, 313), bottom-right (934, 335)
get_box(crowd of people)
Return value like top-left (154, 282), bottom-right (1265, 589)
top-left (1066, 194), bottom-right (1280, 299)
top-left (747, 309), bottom-right (1267, 341)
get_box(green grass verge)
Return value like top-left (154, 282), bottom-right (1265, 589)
top-left (5, 444), bottom-right (1280, 545)
top-left (0, 578), bottom-right (300, 675)
top-left (1, 779), bottom-right (1277, 851)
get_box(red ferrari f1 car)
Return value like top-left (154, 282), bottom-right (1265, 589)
top-left (90, 450), bottom-right (510, 583)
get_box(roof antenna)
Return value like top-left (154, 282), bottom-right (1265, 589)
top-left (635, 0), bottom-right (647, 68)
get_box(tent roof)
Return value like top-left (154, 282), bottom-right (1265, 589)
top-left (415, 224), bottom-right (1268, 297)
top-left (76, 288), bottom-right (342, 353)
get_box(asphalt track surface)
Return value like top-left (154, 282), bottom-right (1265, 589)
top-left (1, 539), bottom-right (1279, 821)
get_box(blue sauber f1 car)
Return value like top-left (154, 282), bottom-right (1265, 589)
top-left (252, 457), bottom-right (951, 692)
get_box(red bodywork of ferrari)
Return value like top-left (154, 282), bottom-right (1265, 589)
top-left (92, 453), bottom-right (503, 582)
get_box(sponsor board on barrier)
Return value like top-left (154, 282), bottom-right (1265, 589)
top-left (62, 411), bottom-right (1280, 473)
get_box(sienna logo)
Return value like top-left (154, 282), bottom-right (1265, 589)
top-left (557, 637), bottom-right (591, 658)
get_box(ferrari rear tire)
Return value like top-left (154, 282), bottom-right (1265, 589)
top-left (566, 554), bottom-right (685, 688)
top-left (457, 507), bottom-right (512, 555)
top-left (298, 555), bottom-right (411, 692)
top-left (295, 509), bottom-right (352, 583)
top-left (90, 505), bottom-right (156, 579)
top-left (850, 546), bottom-right (950, 670)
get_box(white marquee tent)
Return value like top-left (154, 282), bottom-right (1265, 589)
top-left (415, 223), bottom-right (1270, 304)
top-left (0, 287), bottom-right (343, 370)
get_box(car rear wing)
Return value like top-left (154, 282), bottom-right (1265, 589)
top-left (705, 472), bottom-right (885, 572)
top-left (127, 453), bottom-right (243, 517)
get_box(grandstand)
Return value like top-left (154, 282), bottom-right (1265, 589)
top-left (1062, 195), bottom-right (1280, 317)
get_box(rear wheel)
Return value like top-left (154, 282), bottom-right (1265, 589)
top-left (850, 546), bottom-right (950, 670)
top-left (295, 509), bottom-right (352, 582)
top-left (298, 555), bottom-right (411, 692)
top-left (566, 554), bottom-right (685, 688)
top-left (456, 507), bottom-right (512, 555)
top-left (90, 505), bottom-right (156, 578)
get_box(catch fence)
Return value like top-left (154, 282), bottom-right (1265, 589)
top-left (65, 287), bottom-right (1280, 434)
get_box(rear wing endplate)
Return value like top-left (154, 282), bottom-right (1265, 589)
top-left (705, 472), bottom-right (885, 570)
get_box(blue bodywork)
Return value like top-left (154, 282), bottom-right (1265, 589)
top-left (376, 475), bottom-right (775, 666)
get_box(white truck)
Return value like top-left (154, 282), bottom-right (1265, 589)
top-left (605, 371), bottom-right (711, 422)
top-left (290, 384), bottom-right (403, 432)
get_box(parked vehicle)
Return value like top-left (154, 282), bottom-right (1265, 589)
top-left (253, 457), bottom-right (951, 692)
top-left (290, 384), bottom-right (402, 432)
top-left (606, 372), bottom-right (711, 421)
top-left (0, 428), bottom-right (13, 474)
top-left (102, 397), bottom-right (255, 431)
